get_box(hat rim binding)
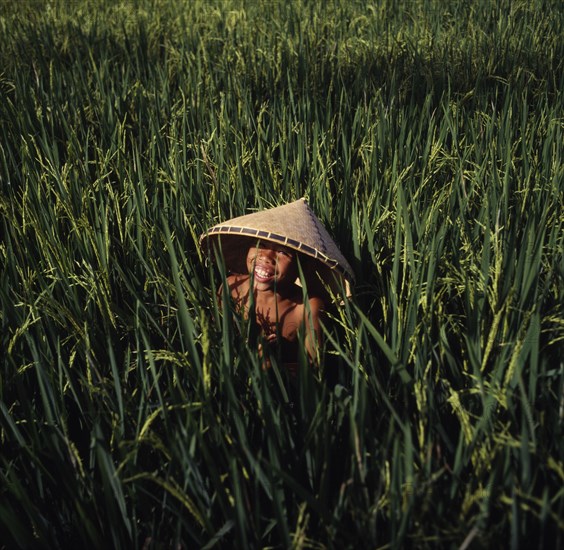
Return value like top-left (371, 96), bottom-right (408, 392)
top-left (199, 200), bottom-right (354, 297)
top-left (201, 232), bottom-right (352, 299)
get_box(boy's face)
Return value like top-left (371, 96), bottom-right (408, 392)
top-left (246, 241), bottom-right (298, 290)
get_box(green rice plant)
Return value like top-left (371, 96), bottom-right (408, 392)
top-left (1, 0), bottom-right (563, 548)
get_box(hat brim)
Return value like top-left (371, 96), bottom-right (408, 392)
top-left (201, 230), bottom-right (351, 299)
top-left (199, 198), bottom-right (354, 300)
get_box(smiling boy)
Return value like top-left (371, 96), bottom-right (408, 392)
top-left (200, 198), bottom-right (354, 371)
top-left (225, 241), bottom-right (325, 369)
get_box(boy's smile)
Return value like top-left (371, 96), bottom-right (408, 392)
top-left (246, 242), bottom-right (297, 290)
top-left (253, 264), bottom-right (275, 283)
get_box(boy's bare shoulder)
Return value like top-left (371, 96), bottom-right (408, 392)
top-left (282, 288), bottom-right (325, 312)
top-left (226, 273), bottom-right (248, 284)
top-left (308, 295), bottom-right (325, 313)
top-left (217, 273), bottom-right (249, 302)
top-left (226, 273), bottom-right (250, 299)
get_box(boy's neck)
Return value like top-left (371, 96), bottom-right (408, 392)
top-left (252, 281), bottom-right (295, 303)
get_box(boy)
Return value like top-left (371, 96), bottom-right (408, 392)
top-left (224, 240), bottom-right (324, 370)
top-left (200, 198), bottom-right (354, 371)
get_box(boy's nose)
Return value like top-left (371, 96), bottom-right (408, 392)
top-left (259, 248), bottom-right (276, 262)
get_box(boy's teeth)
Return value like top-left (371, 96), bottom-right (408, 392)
top-left (255, 267), bottom-right (273, 279)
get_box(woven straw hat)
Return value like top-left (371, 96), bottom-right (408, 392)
top-left (200, 198), bottom-right (354, 296)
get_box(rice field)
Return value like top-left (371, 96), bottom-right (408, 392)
top-left (1, 0), bottom-right (563, 547)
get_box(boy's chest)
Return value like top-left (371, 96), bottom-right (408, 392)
top-left (254, 301), bottom-right (303, 341)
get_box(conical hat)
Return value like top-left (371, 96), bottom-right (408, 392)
top-left (200, 198), bottom-right (354, 295)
